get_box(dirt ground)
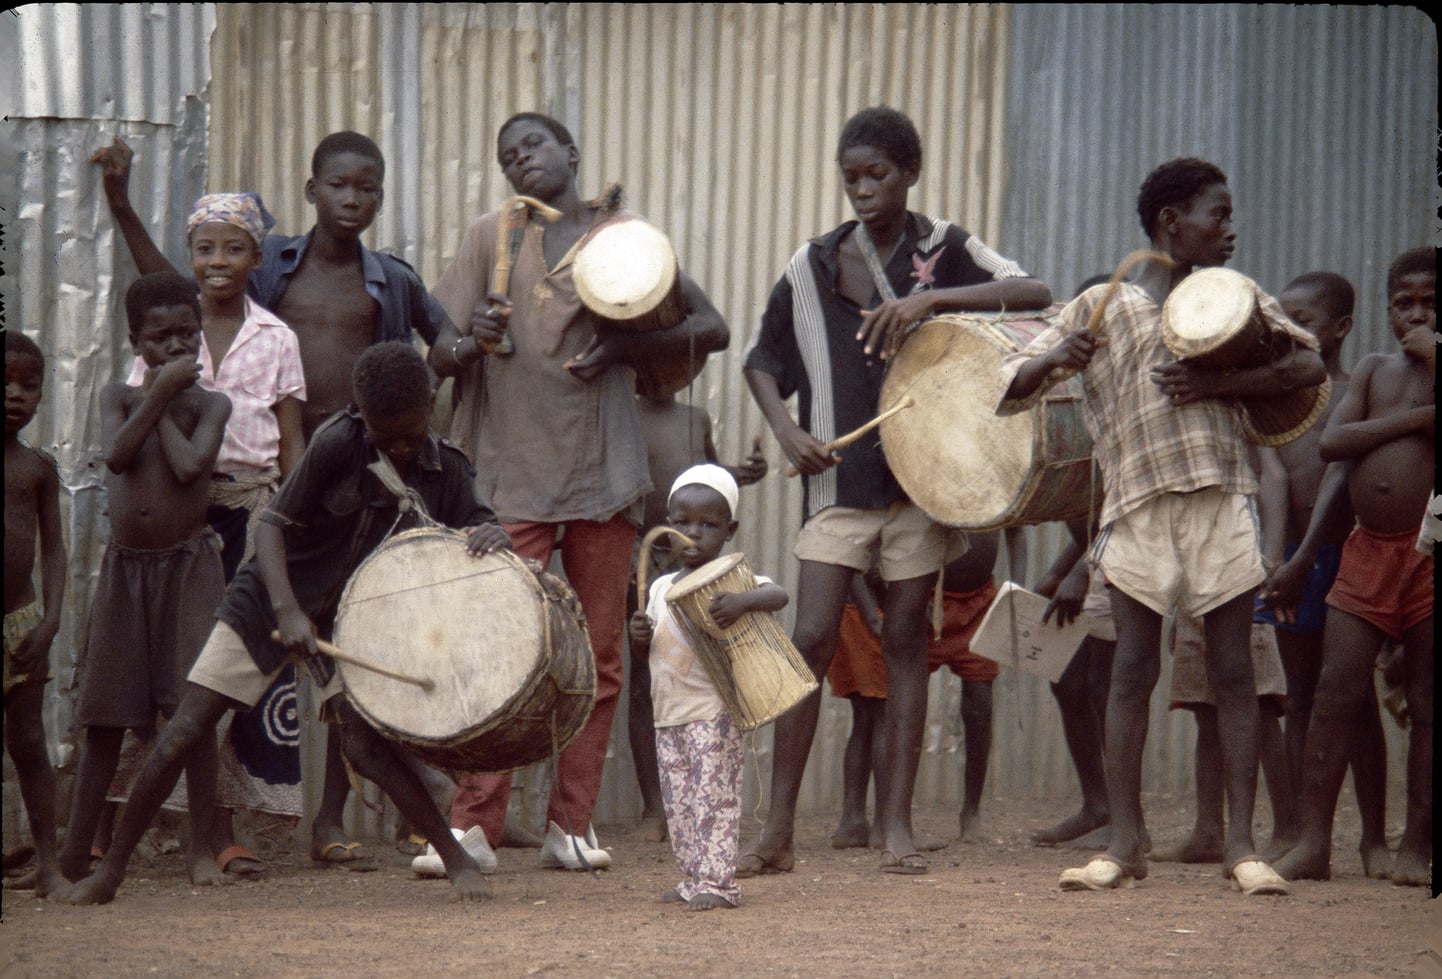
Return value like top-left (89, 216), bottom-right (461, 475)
top-left (1, 793), bottom-right (1436, 978)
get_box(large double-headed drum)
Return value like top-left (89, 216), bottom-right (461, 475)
top-left (574, 218), bottom-right (703, 399)
top-left (1161, 267), bottom-right (1330, 446)
top-left (665, 553), bottom-right (817, 731)
top-left (879, 311), bottom-right (1095, 530)
top-left (332, 528), bottom-right (595, 773)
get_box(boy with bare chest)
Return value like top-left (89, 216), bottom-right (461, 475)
top-left (60, 273), bottom-right (232, 887)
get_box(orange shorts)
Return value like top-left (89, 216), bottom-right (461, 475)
top-left (1326, 525), bottom-right (1434, 640)
top-left (825, 583), bottom-right (1001, 699)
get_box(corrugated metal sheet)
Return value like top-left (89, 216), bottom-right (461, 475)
top-left (9, 4), bottom-right (1425, 847)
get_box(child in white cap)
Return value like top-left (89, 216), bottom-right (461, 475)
top-left (628, 464), bottom-right (789, 910)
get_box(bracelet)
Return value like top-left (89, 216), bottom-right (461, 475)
top-left (452, 335), bottom-right (472, 366)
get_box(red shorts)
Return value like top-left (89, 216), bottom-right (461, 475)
top-left (825, 582), bottom-right (1001, 700)
top-left (1326, 525), bottom-right (1434, 639)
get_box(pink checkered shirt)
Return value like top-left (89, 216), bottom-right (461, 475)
top-left (128, 298), bottom-right (306, 474)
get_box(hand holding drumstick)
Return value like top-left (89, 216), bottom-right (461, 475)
top-left (784, 396), bottom-right (916, 477)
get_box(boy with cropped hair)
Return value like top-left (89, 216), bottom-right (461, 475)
top-left (999, 157), bottom-right (1326, 895)
top-left (65, 342), bottom-right (510, 905)
top-left (59, 272), bottom-right (233, 888)
top-left (743, 105), bottom-right (1051, 875)
top-left (5, 330), bottom-right (69, 899)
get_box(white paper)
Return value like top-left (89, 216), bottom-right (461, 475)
top-left (971, 581), bottom-right (1091, 683)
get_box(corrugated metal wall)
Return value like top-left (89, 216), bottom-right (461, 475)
top-left (8, 4), bottom-right (1427, 845)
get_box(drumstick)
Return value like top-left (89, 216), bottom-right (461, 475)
top-left (784, 396), bottom-right (915, 477)
top-left (482, 196), bottom-right (565, 354)
top-left (636, 526), bottom-right (696, 603)
top-left (271, 631), bottom-right (435, 692)
top-left (1081, 249), bottom-right (1175, 339)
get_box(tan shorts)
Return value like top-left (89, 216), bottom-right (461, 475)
top-left (1083, 566), bottom-right (1116, 642)
top-left (1094, 489), bottom-right (1264, 618)
top-left (189, 621), bottom-right (341, 709)
top-left (1169, 614), bottom-right (1287, 715)
top-left (794, 502), bottom-right (965, 582)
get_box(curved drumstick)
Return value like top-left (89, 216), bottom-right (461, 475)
top-left (1082, 249), bottom-right (1174, 339)
top-left (636, 526), bottom-right (697, 603)
top-left (481, 196), bottom-right (566, 354)
top-left (784, 396), bottom-right (916, 477)
top-left (271, 631), bottom-right (435, 692)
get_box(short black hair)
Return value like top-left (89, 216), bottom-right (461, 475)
top-left (1136, 157), bottom-right (1228, 239)
top-left (1282, 271), bottom-right (1355, 320)
top-left (1386, 247), bottom-right (1436, 295)
top-left (4, 329), bottom-right (44, 370)
top-left (352, 341), bottom-right (432, 417)
top-left (124, 272), bottom-right (202, 339)
top-left (836, 106), bottom-right (923, 172)
top-left (497, 112), bottom-right (576, 164)
top-left (1074, 274), bottom-right (1110, 298)
top-left (311, 131), bottom-right (386, 179)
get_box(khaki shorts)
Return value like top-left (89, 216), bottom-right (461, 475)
top-left (189, 621), bottom-right (342, 709)
top-left (1093, 489), bottom-right (1264, 618)
top-left (1169, 614), bottom-right (1286, 715)
top-left (795, 502), bottom-right (966, 582)
top-left (1083, 565), bottom-right (1116, 642)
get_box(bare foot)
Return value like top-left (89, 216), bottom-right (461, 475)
top-left (641, 813), bottom-right (669, 843)
top-left (830, 819), bottom-right (870, 849)
top-left (1150, 835), bottom-right (1225, 864)
top-left (447, 865), bottom-right (491, 903)
top-left (189, 850), bottom-right (228, 887)
top-left (33, 868), bottom-right (73, 901)
top-left (63, 866), bottom-right (123, 905)
top-left (686, 893), bottom-right (736, 911)
top-left (658, 888), bottom-right (685, 904)
top-left (1359, 840), bottom-right (1393, 880)
top-left (58, 846), bottom-right (93, 883)
top-left (1271, 843), bottom-right (1332, 881)
top-left (958, 809), bottom-right (983, 843)
top-left (1260, 833), bottom-right (1301, 865)
top-left (1390, 848), bottom-right (1431, 888)
top-left (1030, 810), bottom-right (1109, 846)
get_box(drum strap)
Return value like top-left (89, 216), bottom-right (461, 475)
top-left (853, 224), bottom-right (902, 303)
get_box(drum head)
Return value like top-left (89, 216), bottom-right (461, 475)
top-left (664, 553), bottom-right (747, 602)
top-left (333, 529), bottom-right (546, 744)
top-left (879, 316), bottom-right (1044, 527)
top-left (1161, 267), bottom-right (1257, 359)
top-left (574, 219), bottom-right (678, 324)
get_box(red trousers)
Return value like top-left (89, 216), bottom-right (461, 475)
top-left (450, 516), bottom-right (635, 845)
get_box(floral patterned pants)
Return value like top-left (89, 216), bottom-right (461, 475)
top-left (656, 712), bottom-right (743, 905)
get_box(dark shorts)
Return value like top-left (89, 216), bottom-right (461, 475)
top-left (74, 529), bottom-right (225, 728)
top-left (1253, 542), bottom-right (1343, 635)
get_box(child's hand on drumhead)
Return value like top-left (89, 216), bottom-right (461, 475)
top-left (464, 523), bottom-right (512, 555)
top-left (857, 294), bottom-right (932, 359)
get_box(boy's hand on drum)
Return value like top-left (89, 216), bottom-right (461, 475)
top-left (565, 330), bottom-right (630, 381)
top-left (628, 610), bottom-right (653, 648)
top-left (708, 592), bottom-right (748, 630)
top-left (1149, 360), bottom-right (1209, 404)
top-left (858, 294), bottom-right (932, 359)
top-left (464, 523), bottom-right (511, 556)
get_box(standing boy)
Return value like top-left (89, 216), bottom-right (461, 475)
top-left (5, 330), bottom-right (69, 899)
top-left (429, 112), bottom-right (730, 868)
top-left (59, 273), bottom-right (232, 888)
top-left (65, 342), bottom-right (509, 905)
top-left (999, 157), bottom-right (1326, 895)
top-left (743, 106), bottom-right (1050, 875)
top-left (1271, 247), bottom-right (1434, 886)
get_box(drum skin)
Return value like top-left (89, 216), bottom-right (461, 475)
top-left (332, 529), bottom-right (595, 774)
top-left (879, 312), bottom-right (1096, 530)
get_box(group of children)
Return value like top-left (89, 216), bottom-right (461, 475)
top-left (4, 103), bottom-right (1433, 912)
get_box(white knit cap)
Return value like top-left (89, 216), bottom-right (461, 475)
top-left (669, 463), bottom-right (739, 518)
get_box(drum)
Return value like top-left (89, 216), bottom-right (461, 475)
top-left (573, 218), bottom-right (705, 399)
top-left (879, 311), bottom-right (1096, 529)
top-left (1162, 267), bottom-right (1331, 446)
top-left (331, 528), bottom-right (595, 774)
top-left (664, 553), bottom-right (817, 731)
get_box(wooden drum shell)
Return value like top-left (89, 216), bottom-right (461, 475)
top-left (332, 529), bottom-right (595, 774)
top-left (879, 312), bottom-right (1095, 530)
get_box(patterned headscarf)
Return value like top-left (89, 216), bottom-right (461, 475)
top-left (186, 192), bottom-right (275, 247)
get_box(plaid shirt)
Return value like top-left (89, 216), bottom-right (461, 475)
top-left (996, 282), bottom-right (1317, 528)
top-left (129, 299), bottom-right (306, 474)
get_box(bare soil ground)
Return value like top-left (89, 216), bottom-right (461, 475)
top-left (2, 794), bottom-right (1435, 978)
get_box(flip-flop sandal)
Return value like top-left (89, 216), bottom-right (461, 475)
top-left (217, 845), bottom-right (265, 879)
top-left (1228, 856), bottom-right (1289, 896)
top-left (735, 850), bottom-right (795, 878)
top-left (396, 833), bottom-right (428, 857)
top-left (880, 850), bottom-right (928, 875)
top-left (1059, 855), bottom-right (1135, 890)
top-left (311, 841), bottom-right (380, 872)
